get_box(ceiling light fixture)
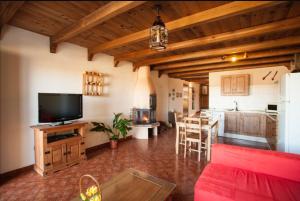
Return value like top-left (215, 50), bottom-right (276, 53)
top-left (149, 5), bottom-right (168, 51)
top-left (222, 52), bottom-right (248, 62)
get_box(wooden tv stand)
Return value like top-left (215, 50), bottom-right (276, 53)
top-left (31, 121), bottom-right (88, 176)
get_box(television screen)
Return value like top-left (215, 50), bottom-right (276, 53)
top-left (38, 93), bottom-right (82, 123)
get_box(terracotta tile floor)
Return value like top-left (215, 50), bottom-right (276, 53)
top-left (0, 129), bottom-right (269, 201)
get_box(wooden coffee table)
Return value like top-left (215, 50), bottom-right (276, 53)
top-left (73, 168), bottom-right (176, 201)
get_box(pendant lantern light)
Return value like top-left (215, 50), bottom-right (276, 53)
top-left (149, 5), bottom-right (168, 51)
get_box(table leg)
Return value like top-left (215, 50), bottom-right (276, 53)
top-left (207, 128), bottom-right (211, 161)
top-left (175, 124), bottom-right (179, 155)
top-left (153, 126), bottom-right (158, 136)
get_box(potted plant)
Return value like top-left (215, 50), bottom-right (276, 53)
top-left (90, 113), bottom-right (132, 149)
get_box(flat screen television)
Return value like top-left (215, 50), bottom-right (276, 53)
top-left (38, 93), bottom-right (82, 124)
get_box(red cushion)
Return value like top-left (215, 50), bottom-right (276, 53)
top-left (195, 163), bottom-right (300, 201)
top-left (212, 144), bottom-right (300, 182)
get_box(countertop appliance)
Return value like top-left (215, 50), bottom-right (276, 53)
top-left (278, 73), bottom-right (300, 154)
top-left (266, 103), bottom-right (278, 113)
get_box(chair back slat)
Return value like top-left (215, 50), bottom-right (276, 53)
top-left (175, 112), bottom-right (184, 123)
top-left (184, 117), bottom-right (201, 134)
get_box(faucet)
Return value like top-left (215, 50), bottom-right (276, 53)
top-left (233, 100), bottom-right (239, 111)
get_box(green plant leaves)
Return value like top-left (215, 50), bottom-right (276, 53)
top-left (90, 113), bottom-right (132, 141)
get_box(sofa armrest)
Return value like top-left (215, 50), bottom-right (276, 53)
top-left (211, 144), bottom-right (300, 182)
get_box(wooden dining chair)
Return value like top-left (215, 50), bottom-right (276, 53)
top-left (184, 117), bottom-right (208, 161)
top-left (175, 112), bottom-right (186, 146)
top-left (174, 112), bottom-right (183, 122)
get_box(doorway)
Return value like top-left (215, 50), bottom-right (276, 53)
top-left (200, 83), bottom-right (209, 109)
top-left (183, 83), bottom-right (189, 116)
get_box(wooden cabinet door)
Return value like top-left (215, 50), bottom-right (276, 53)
top-left (225, 112), bottom-right (239, 133)
top-left (49, 144), bottom-right (66, 169)
top-left (234, 74), bottom-right (249, 95)
top-left (266, 117), bottom-right (277, 137)
top-left (67, 141), bottom-right (80, 163)
top-left (239, 113), bottom-right (262, 136)
top-left (221, 74), bottom-right (249, 96)
top-left (221, 76), bottom-right (232, 96)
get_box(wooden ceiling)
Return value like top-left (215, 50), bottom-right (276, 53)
top-left (1, 1), bottom-right (300, 83)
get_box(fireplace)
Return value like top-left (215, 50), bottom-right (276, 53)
top-left (132, 94), bottom-right (156, 125)
top-left (132, 108), bottom-right (156, 124)
top-left (131, 66), bottom-right (159, 138)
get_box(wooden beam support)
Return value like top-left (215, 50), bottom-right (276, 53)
top-left (88, 53), bottom-right (94, 62)
top-left (117, 16), bottom-right (300, 61)
top-left (0, 1), bottom-right (24, 39)
top-left (136, 36), bottom-right (300, 67)
top-left (49, 38), bottom-right (58, 53)
top-left (153, 47), bottom-right (300, 70)
top-left (50, 1), bottom-right (145, 54)
top-left (89, 1), bottom-right (280, 55)
top-left (170, 62), bottom-right (290, 77)
top-left (114, 59), bottom-right (120, 67)
top-left (162, 55), bottom-right (292, 74)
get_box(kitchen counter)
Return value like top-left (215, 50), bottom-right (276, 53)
top-left (205, 109), bottom-right (278, 147)
top-left (209, 108), bottom-right (278, 121)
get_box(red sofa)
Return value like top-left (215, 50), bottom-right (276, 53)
top-left (194, 144), bottom-right (300, 201)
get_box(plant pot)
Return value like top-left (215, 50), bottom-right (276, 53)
top-left (110, 140), bottom-right (118, 149)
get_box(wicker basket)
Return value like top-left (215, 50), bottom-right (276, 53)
top-left (79, 174), bottom-right (102, 201)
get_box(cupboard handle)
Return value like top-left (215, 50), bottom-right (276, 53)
top-left (45, 151), bottom-right (50, 154)
top-left (45, 163), bottom-right (51, 167)
top-left (81, 152), bottom-right (85, 155)
top-left (81, 142), bottom-right (85, 145)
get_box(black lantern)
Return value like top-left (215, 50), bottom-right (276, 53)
top-left (149, 5), bottom-right (168, 51)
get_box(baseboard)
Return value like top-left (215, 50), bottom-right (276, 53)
top-left (0, 164), bottom-right (34, 185)
top-left (85, 135), bottom-right (133, 154)
top-left (223, 133), bottom-right (267, 143)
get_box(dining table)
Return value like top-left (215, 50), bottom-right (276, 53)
top-left (175, 115), bottom-right (219, 161)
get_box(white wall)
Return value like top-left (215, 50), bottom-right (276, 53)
top-left (209, 66), bottom-right (289, 111)
top-left (0, 26), bottom-right (140, 173)
top-left (0, 25), bottom-right (198, 173)
top-left (151, 71), bottom-right (169, 122)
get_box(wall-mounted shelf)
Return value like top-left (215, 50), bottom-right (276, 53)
top-left (83, 71), bottom-right (104, 96)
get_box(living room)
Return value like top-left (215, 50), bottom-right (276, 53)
top-left (1, 1), bottom-right (300, 201)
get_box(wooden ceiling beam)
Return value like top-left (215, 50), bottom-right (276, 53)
top-left (117, 16), bottom-right (300, 62)
top-left (178, 75), bottom-right (209, 79)
top-left (170, 62), bottom-right (290, 77)
top-left (89, 1), bottom-right (280, 57)
top-left (182, 78), bottom-right (209, 84)
top-left (50, 1), bottom-right (145, 53)
top-left (153, 47), bottom-right (300, 70)
top-left (136, 36), bottom-right (300, 67)
top-left (0, 1), bottom-right (24, 39)
top-left (162, 55), bottom-right (292, 74)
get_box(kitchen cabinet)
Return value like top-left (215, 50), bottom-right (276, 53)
top-left (266, 116), bottom-right (277, 149)
top-left (221, 76), bottom-right (232, 95)
top-left (239, 113), bottom-right (266, 137)
top-left (225, 112), bottom-right (277, 138)
top-left (221, 74), bottom-right (249, 96)
top-left (224, 112), bottom-right (240, 133)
